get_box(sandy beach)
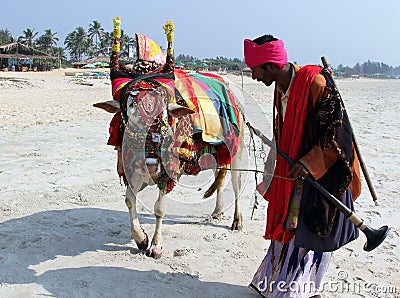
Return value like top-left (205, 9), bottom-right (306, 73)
top-left (0, 69), bottom-right (399, 297)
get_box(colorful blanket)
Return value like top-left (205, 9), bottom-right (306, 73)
top-left (174, 69), bottom-right (240, 144)
top-left (112, 69), bottom-right (241, 145)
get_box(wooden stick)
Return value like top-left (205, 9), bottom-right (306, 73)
top-left (321, 56), bottom-right (379, 206)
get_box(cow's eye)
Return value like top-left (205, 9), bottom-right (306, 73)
top-left (128, 98), bottom-right (134, 108)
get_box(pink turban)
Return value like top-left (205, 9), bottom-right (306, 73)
top-left (244, 39), bottom-right (288, 68)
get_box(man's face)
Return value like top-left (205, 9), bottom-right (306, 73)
top-left (251, 64), bottom-right (274, 86)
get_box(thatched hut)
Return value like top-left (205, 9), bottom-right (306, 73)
top-left (0, 42), bottom-right (58, 71)
top-left (72, 52), bottom-right (132, 69)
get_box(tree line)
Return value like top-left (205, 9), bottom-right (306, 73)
top-left (336, 61), bottom-right (400, 77)
top-left (175, 54), bottom-right (244, 71)
top-left (0, 21), bottom-right (134, 65)
top-left (1, 21), bottom-right (246, 70)
top-left (2, 21), bottom-right (400, 75)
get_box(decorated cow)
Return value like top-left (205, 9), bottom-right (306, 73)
top-left (94, 18), bottom-right (244, 258)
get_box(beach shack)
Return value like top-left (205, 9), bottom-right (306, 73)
top-left (70, 53), bottom-right (132, 69)
top-left (72, 56), bottom-right (110, 69)
top-left (0, 42), bottom-right (58, 71)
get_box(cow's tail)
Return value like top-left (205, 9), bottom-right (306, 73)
top-left (203, 167), bottom-right (228, 198)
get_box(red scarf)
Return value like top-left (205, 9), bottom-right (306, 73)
top-left (264, 65), bottom-right (322, 243)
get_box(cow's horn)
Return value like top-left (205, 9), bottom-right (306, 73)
top-left (163, 20), bottom-right (174, 73)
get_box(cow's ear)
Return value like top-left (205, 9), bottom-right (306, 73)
top-left (168, 103), bottom-right (195, 118)
top-left (93, 100), bottom-right (121, 113)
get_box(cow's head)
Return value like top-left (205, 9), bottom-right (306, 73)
top-left (93, 87), bottom-right (194, 124)
top-left (94, 80), bottom-right (194, 177)
top-left (125, 87), bottom-right (163, 129)
top-left (126, 84), bottom-right (195, 125)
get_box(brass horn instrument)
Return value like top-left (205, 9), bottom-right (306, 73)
top-left (246, 122), bottom-right (389, 252)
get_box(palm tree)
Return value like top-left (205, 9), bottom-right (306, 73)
top-left (53, 46), bottom-right (67, 68)
top-left (18, 28), bottom-right (38, 48)
top-left (99, 31), bottom-right (113, 56)
top-left (0, 29), bottom-right (14, 44)
top-left (84, 37), bottom-right (95, 58)
top-left (53, 46), bottom-right (66, 61)
top-left (36, 29), bottom-right (59, 54)
top-left (64, 27), bottom-right (88, 61)
top-left (88, 20), bottom-right (104, 54)
top-left (120, 30), bottom-right (135, 58)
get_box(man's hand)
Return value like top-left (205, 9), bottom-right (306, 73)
top-left (289, 162), bottom-right (309, 180)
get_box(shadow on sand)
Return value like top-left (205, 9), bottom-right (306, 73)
top-left (0, 208), bottom-right (254, 297)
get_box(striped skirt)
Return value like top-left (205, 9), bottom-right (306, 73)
top-left (249, 238), bottom-right (331, 297)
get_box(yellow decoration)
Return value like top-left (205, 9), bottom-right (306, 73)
top-left (163, 21), bottom-right (174, 43)
top-left (112, 17), bottom-right (121, 53)
top-left (112, 43), bottom-right (120, 53)
top-left (113, 17), bottom-right (121, 38)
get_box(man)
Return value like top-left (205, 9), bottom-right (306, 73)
top-left (244, 34), bottom-right (361, 297)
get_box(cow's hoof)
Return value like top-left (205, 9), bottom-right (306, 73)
top-left (211, 212), bottom-right (223, 221)
top-left (231, 214), bottom-right (243, 231)
top-left (136, 232), bottom-right (149, 251)
top-left (146, 247), bottom-right (163, 259)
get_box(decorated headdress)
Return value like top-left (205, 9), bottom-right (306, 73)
top-left (135, 33), bottom-right (166, 65)
top-left (109, 17), bottom-right (175, 102)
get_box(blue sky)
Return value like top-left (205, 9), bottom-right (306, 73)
top-left (3, 0), bottom-right (400, 67)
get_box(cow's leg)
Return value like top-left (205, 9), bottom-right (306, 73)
top-left (212, 168), bottom-right (226, 220)
top-left (230, 163), bottom-right (243, 231)
top-left (231, 121), bottom-right (244, 231)
top-left (146, 191), bottom-right (165, 259)
top-left (125, 174), bottom-right (149, 251)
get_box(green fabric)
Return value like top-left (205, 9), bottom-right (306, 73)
top-left (191, 73), bottom-right (239, 132)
